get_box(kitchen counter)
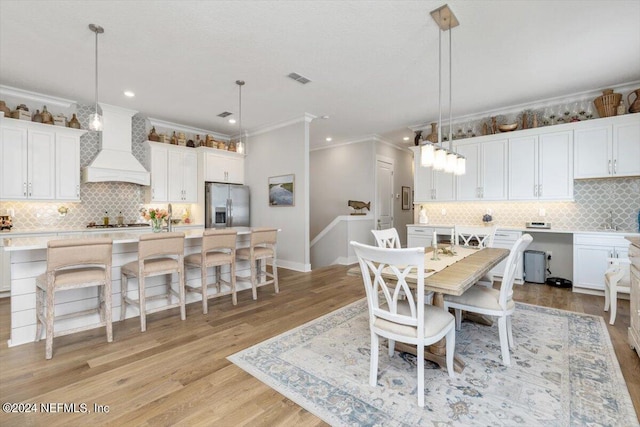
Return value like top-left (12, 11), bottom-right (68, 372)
top-left (627, 236), bottom-right (640, 248)
top-left (3, 226), bottom-right (257, 348)
top-left (407, 223), bottom-right (640, 236)
top-left (1, 223), bottom-right (204, 236)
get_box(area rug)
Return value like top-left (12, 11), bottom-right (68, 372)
top-left (228, 299), bottom-right (638, 426)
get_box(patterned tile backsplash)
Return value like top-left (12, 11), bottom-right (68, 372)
top-left (2, 104), bottom-right (639, 232)
top-left (416, 177), bottom-right (640, 233)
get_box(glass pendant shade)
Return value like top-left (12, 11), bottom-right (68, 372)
top-left (236, 140), bottom-right (245, 154)
top-left (433, 148), bottom-right (447, 171)
top-left (89, 111), bottom-right (103, 131)
top-left (420, 143), bottom-right (435, 167)
top-left (445, 152), bottom-right (457, 173)
top-left (455, 156), bottom-right (466, 175)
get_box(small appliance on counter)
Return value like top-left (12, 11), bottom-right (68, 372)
top-left (526, 221), bottom-right (551, 229)
top-left (205, 182), bottom-right (250, 228)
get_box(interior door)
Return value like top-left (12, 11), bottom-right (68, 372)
top-left (376, 159), bottom-right (393, 230)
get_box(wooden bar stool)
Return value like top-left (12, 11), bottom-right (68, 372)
top-left (35, 237), bottom-right (113, 360)
top-left (185, 229), bottom-right (238, 314)
top-left (120, 232), bottom-right (185, 332)
top-left (236, 228), bottom-right (279, 300)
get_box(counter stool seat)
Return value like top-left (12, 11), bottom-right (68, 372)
top-left (236, 228), bottom-right (279, 300)
top-left (121, 232), bottom-right (186, 332)
top-left (185, 229), bottom-right (237, 314)
top-left (35, 237), bottom-right (113, 360)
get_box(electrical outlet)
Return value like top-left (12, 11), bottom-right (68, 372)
top-left (539, 208), bottom-right (546, 217)
top-left (546, 251), bottom-right (552, 260)
top-left (441, 208), bottom-right (447, 216)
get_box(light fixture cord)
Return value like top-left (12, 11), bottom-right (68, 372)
top-left (94, 28), bottom-right (99, 112)
top-left (437, 10), bottom-right (442, 147)
top-left (238, 83), bottom-right (242, 144)
top-left (448, 17), bottom-right (452, 149)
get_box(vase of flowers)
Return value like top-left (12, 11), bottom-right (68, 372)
top-left (482, 213), bottom-right (493, 226)
top-left (144, 208), bottom-right (168, 232)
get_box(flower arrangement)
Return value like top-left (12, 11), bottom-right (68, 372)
top-left (144, 208), bottom-right (169, 232)
top-left (482, 214), bottom-right (493, 223)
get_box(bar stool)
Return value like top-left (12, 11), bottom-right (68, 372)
top-left (236, 228), bottom-right (279, 300)
top-left (184, 229), bottom-right (238, 314)
top-left (35, 238), bottom-right (113, 360)
top-left (120, 232), bottom-right (185, 332)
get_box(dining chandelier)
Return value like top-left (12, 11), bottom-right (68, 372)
top-left (235, 80), bottom-right (245, 154)
top-left (88, 23), bottom-right (104, 132)
top-left (420, 4), bottom-right (465, 176)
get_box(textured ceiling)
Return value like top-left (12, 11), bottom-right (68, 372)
top-left (1, 0), bottom-right (639, 149)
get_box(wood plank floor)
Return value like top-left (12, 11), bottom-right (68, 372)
top-left (0, 265), bottom-right (638, 426)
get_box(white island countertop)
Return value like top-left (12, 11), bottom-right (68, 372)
top-left (2, 227), bottom-right (252, 251)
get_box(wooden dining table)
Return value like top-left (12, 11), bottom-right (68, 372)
top-left (350, 245), bottom-right (509, 373)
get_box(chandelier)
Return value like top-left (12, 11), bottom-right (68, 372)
top-left (420, 5), bottom-right (465, 176)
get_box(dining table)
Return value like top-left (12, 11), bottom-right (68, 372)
top-left (350, 245), bottom-right (510, 373)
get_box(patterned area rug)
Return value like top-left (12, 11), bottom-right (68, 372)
top-left (228, 300), bottom-right (638, 426)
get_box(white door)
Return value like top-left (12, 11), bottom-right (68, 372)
top-left (0, 125), bottom-right (28, 200)
top-left (168, 150), bottom-right (185, 202)
top-left (182, 150), bottom-right (198, 202)
top-left (376, 158), bottom-right (393, 231)
top-left (28, 129), bottom-right (55, 200)
top-left (482, 139), bottom-right (508, 200)
top-left (455, 142), bottom-right (480, 201)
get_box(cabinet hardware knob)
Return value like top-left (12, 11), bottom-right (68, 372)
top-left (614, 159), bottom-right (617, 174)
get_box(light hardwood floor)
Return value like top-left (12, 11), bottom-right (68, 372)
top-left (0, 265), bottom-right (638, 426)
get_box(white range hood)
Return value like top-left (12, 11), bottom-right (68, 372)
top-left (82, 103), bottom-right (150, 185)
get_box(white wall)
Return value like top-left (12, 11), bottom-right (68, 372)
top-left (310, 141), bottom-right (374, 239)
top-left (245, 116), bottom-right (311, 272)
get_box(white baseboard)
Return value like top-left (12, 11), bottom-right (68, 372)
top-left (277, 259), bottom-right (311, 272)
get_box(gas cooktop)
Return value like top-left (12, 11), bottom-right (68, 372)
top-left (86, 223), bottom-right (150, 229)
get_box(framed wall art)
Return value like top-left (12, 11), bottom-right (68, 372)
top-left (402, 186), bottom-right (411, 210)
top-left (269, 174), bottom-right (295, 206)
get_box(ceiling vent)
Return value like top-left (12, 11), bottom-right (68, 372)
top-left (217, 111), bottom-right (232, 118)
top-left (287, 72), bottom-right (311, 84)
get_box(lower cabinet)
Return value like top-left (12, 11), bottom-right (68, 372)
top-left (573, 233), bottom-right (629, 292)
top-left (629, 242), bottom-right (640, 357)
top-left (406, 225), bottom-right (453, 248)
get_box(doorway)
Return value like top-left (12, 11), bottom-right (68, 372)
top-left (375, 156), bottom-right (394, 231)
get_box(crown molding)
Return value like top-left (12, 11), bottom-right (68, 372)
top-left (147, 117), bottom-right (229, 141)
top-left (248, 113), bottom-right (317, 137)
top-left (0, 85), bottom-right (77, 108)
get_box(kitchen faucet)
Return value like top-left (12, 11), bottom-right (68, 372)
top-left (167, 203), bottom-right (173, 232)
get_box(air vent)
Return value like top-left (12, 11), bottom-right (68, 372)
top-left (217, 111), bottom-right (232, 118)
top-left (287, 72), bottom-right (311, 84)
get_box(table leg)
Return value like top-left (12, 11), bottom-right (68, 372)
top-left (394, 292), bottom-right (465, 373)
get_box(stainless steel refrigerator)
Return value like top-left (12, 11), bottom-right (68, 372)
top-left (205, 182), bottom-right (250, 228)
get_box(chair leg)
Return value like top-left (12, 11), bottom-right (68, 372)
top-left (45, 288), bottom-right (55, 360)
top-left (139, 276), bottom-right (147, 333)
top-left (388, 339), bottom-right (395, 357)
top-left (609, 288), bottom-right (617, 325)
top-left (250, 259), bottom-right (258, 300)
top-left (104, 282), bottom-right (113, 343)
top-left (369, 331), bottom-right (379, 387)
top-left (201, 265), bottom-right (208, 314)
top-left (604, 282), bottom-right (610, 311)
top-left (454, 308), bottom-right (462, 330)
top-left (120, 273), bottom-right (128, 321)
top-left (35, 287), bottom-right (43, 342)
top-left (498, 316), bottom-right (510, 365)
top-left (231, 259), bottom-right (237, 306)
top-left (272, 256), bottom-right (279, 294)
top-left (179, 267), bottom-right (186, 321)
top-left (445, 327), bottom-right (455, 378)
top-left (417, 344), bottom-right (425, 407)
top-left (506, 315), bottom-right (514, 349)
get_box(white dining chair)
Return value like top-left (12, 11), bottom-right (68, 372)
top-left (455, 225), bottom-right (497, 287)
top-left (371, 228), bottom-right (402, 249)
top-left (604, 257), bottom-right (631, 325)
top-left (351, 241), bottom-right (455, 407)
top-left (444, 233), bottom-right (532, 366)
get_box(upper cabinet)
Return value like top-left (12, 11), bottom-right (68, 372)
top-left (200, 149), bottom-right (244, 184)
top-left (508, 130), bottom-right (573, 200)
top-left (411, 147), bottom-right (455, 202)
top-left (144, 141), bottom-right (198, 203)
top-left (454, 138), bottom-right (507, 201)
top-left (0, 117), bottom-right (85, 201)
top-left (574, 114), bottom-right (640, 179)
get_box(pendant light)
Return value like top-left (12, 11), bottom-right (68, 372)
top-left (235, 80), bottom-right (245, 154)
top-left (88, 24), bottom-right (104, 131)
top-left (420, 5), bottom-right (465, 175)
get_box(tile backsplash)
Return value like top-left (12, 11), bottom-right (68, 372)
top-left (416, 177), bottom-right (640, 232)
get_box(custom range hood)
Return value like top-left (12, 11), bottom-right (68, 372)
top-left (82, 103), bottom-right (150, 185)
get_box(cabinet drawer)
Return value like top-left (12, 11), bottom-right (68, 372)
top-left (407, 226), bottom-right (432, 235)
top-left (629, 243), bottom-right (640, 260)
top-left (574, 233), bottom-right (629, 247)
top-left (494, 230), bottom-right (521, 241)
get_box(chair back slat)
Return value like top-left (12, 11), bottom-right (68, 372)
top-left (202, 229), bottom-right (237, 253)
top-left (454, 225), bottom-right (497, 248)
top-left (138, 232), bottom-right (185, 259)
top-left (351, 241), bottom-right (425, 333)
top-left (499, 234), bottom-right (533, 309)
top-left (47, 238), bottom-right (112, 271)
top-left (371, 228), bottom-right (402, 248)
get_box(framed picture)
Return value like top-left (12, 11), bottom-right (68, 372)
top-left (402, 186), bottom-right (411, 210)
top-left (269, 174), bottom-right (295, 206)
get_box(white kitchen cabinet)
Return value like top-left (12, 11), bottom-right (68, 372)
top-left (573, 233), bottom-right (630, 293)
top-left (574, 114), bottom-right (640, 179)
top-left (411, 147), bottom-right (455, 202)
top-left (489, 230), bottom-right (523, 284)
top-left (508, 130), bottom-right (573, 200)
top-left (202, 150), bottom-right (244, 184)
top-left (454, 138), bottom-right (507, 201)
top-left (145, 141), bottom-right (197, 203)
top-left (407, 225), bottom-right (453, 248)
top-left (0, 118), bottom-right (85, 201)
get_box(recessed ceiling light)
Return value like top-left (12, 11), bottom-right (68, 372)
top-left (320, 115), bottom-right (330, 119)
top-left (403, 136), bottom-right (410, 141)
top-left (228, 118), bottom-right (236, 124)
top-left (123, 90), bottom-right (135, 97)
top-left (326, 137), bottom-right (332, 142)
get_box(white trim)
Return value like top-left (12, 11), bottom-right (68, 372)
top-left (375, 155), bottom-right (395, 231)
top-left (249, 113), bottom-right (317, 137)
top-left (310, 214), bottom-right (373, 248)
top-left (147, 117), bottom-right (230, 141)
top-left (277, 259), bottom-right (311, 272)
top-left (310, 134), bottom-right (387, 152)
top-left (0, 85), bottom-right (77, 108)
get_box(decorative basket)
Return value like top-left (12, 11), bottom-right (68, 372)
top-left (593, 89), bottom-right (622, 118)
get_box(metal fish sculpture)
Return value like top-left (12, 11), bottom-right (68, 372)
top-left (348, 200), bottom-right (371, 211)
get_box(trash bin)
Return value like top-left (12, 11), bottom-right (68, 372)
top-left (524, 250), bottom-right (546, 284)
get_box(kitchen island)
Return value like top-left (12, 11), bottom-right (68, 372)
top-left (2, 228), bottom-right (258, 347)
